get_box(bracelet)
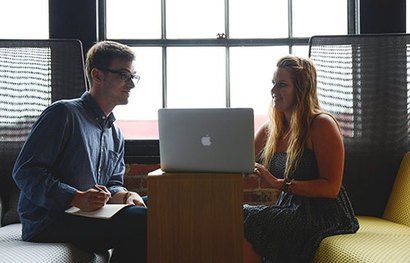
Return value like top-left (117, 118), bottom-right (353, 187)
top-left (282, 179), bottom-right (293, 193)
top-left (123, 191), bottom-right (131, 204)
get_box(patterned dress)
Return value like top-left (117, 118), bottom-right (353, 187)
top-left (244, 149), bottom-right (359, 263)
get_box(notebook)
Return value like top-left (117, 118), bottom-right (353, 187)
top-left (158, 108), bottom-right (255, 173)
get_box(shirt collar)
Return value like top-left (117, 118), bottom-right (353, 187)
top-left (80, 92), bottom-right (116, 128)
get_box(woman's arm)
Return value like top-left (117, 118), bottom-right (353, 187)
top-left (254, 163), bottom-right (285, 189)
top-left (288, 114), bottom-right (344, 198)
top-left (254, 121), bottom-right (269, 161)
top-left (254, 114), bottom-right (344, 198)
top-left (254, 121), bottom-right (286, 189)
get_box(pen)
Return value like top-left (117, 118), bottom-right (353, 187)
top-left (94, 185), bottom-right (112, 200)
top-left (93, 185), bottom-right (105, 192)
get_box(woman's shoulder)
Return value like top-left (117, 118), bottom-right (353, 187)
top-left (310, 113), bottom-right (342, 139)
top-left (311, 113), bottom-right (339, 128)
top-left (255, 120), bottom-right (270, 137)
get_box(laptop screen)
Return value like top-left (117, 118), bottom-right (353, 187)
top-left (158, 108), bottom-right (255, 173)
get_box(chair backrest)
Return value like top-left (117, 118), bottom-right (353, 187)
top-left (309, 34), bottom-right (410, 217)
top-left (383, 152), bottom-right (410, 227)
top-left (0, 39), bottom-right (87, 225)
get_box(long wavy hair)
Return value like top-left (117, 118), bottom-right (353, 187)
top-left (262, 55), bottom-right (322, 180)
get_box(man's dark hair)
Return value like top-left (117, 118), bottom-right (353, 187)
top-left (85, 41), bottom-right (135, 86)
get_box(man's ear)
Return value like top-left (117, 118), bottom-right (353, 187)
top-left (91, 68), bottom-right (104, 84)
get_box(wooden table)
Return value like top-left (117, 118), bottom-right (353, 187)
top-left (147, 169), bottom-right (243, 263)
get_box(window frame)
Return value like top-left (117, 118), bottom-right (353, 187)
top-left (98, 0), bottom-right (358, 163)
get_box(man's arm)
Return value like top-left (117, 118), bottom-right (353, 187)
top-left (71, 185), bottom-right (111, 211)
top-left (110, 191), bottom-right (146, 207)
top-left (105, 130), bottom-right (146, 207)
top-left (12, 103), bottom-right (78, 212)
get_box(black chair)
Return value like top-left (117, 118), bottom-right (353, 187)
top-left (309, 34), bottom-right (410, 217)
top-left (0, 39), bottom-right (109, 262)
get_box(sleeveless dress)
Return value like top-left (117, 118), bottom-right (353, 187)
top-left (244, 148), bottom-right (359, 263)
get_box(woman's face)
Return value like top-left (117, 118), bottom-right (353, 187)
top-left (271, 68), bottom-right (296, 114)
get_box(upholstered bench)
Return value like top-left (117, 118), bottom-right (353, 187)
top-left (313, 152), bottom-right (410, 263)
top-left (0, 185), bottom-right (110, 263)
top-left (0, 223), bottom-right (109, 263)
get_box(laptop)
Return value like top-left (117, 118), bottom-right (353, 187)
top-left (158, 108), bottom-right (255, 173)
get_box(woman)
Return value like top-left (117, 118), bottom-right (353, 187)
top-left (244, 56), bottom-right (359, 262)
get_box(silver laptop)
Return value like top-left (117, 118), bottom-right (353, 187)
top-left (158, 108), bottom-right (255, 173)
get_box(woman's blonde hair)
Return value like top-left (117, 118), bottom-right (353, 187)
top-left (262, 55), bottom-right (322, 180)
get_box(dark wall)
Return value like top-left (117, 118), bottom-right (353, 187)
top-left (49, 0), bottom-right (98, 56)
top-left (356, 0), bottom-right (407, 216)
top-left (360, 0), bottom-right (406, 33)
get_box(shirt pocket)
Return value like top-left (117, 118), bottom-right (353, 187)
top-left (99, 149), bottom-right (121, 184)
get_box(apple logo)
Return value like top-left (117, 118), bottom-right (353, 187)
top-left (201, 135), bottom-right (212, 146)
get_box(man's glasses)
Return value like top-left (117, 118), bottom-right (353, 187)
top-left (98, 68), bottom-right (140, 84)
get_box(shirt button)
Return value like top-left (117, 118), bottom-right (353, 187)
top-left (98, 168), bottom-right (101, 173)
top-left (102, 116), bottom-right (106, 120)
top-left (101, 148), bottom-right (104, 152)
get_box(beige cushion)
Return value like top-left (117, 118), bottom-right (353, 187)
top-left (312, 216), bottom-right (410, 263)
top-left (383, 152), bottom-right (410, 227)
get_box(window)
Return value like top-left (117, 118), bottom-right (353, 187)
top-left (103, 0), bottom-right (352, 139)
top-left (0, 0), bottom-right (49, 39)
top-left (0, 1), bottom-right (49, 141)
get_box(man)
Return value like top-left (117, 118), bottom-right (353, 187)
top-left (12, 41), bottom-right (147, 262)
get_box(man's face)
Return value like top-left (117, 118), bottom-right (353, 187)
top-left (100, 58), bottom-right (137, 107)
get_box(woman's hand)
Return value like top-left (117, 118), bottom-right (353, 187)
top-left (254, 163), bottom-right (284, 189)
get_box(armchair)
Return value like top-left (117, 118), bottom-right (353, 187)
top-left (309, 33), bottom-right (410, 262)
top-left (0, 39), bottom-right (109, 262)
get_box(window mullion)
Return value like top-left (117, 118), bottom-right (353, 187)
top-left (288, 0), bottom-right (293, 38)
top-left (348, 0), bottom-right (359, 34)
top-left (162, 0), bottom-right (167, 108)
top-left (288, 0), bottom-right (293, 54)
top-left (225, 0), bottom-right (230, 38)
top-left (225, 0), bottom-right (230, 107)
top-left (97, 0), bottom-right (106, 41)
top-left (225, 47), bottom-right (230, 108)
top-left (162, 46), bottom-right (167, 108)
top-left (161, 0), bottom-right (166, 39)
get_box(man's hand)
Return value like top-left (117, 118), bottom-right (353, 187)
top-left (125, 192), bottom-right (146, 207)
top-left (70, 185), bottom-right (111, 212)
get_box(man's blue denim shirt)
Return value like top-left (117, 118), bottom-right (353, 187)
top-left (12, 92), bottom-right (127, 241)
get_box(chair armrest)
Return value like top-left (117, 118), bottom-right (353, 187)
top-left (383, 152), bottom-right (410, 227)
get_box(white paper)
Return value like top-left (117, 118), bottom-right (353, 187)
top-left (65, 204), bottom-right (131, 219)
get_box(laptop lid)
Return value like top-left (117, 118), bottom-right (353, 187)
top-left (158, 108), bottom-right (255, 173)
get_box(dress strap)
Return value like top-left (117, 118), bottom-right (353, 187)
top-left (310, 114), bottom-right (321, 125)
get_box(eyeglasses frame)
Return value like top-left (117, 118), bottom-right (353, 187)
top-left (97, 67), bottom-right (140, 84)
